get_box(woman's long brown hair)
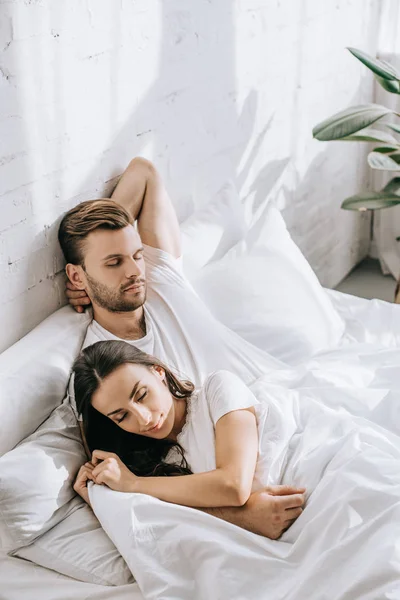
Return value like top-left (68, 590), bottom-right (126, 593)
top-left (72, 340), bottom-right (194, 477)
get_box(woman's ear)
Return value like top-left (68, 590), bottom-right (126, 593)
top-left (152, 365), bottom-right (165, 380)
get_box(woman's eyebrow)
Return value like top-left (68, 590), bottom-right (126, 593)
top-left (107, 381), bottom-right (141, 417)
top-left (107, 407), bottom-right (123, 417)
top-left (129, 380), bottom-right (141, 399)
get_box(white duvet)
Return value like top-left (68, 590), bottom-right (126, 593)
top-left (89, 363), bottom-right (400, 600)
top-left (2, 291), bottom-right (400, 599)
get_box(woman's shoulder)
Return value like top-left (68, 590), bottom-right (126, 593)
top-left (203, 369), bottom-right (246, 388)
top-left (201, 370), bottom-right (248, 400)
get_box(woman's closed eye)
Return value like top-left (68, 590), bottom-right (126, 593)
top-left (116, 391), bottom-right (147, 423)
top-left (137, 390), bottom-right (147, 402)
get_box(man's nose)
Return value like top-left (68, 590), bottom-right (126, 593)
top-left (125, 257), bottom-right (143, 279)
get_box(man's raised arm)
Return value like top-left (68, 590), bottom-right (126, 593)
top-left (111, 157), bottom-right (181, 258)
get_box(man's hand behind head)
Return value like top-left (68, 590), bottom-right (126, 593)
top-left (66, 280), bottom-right (92, 313)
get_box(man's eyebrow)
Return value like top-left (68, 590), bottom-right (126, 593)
top-left (106, 381), bottom-right (141, 417)
top-left (102, 248), bottom-right (145, 261)
top-left (103, 253), bottom-right (123, 261)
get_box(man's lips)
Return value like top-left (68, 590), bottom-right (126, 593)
top-left (123, 282), bottom-right (145, 292)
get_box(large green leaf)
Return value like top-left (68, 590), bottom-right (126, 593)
top-left (382, 177), bottom-right (400, 195)
top-left (368, 152), bottom-right (400, 170)
top-left (342, 127), bottom-right (398, 144)
top-left (347, 47), bottom-right (400, 80)
top-left (386, 123), bottom-right (400, 135)
top-left (375, 75), bottom-right (400, 94)
top-left (342, 191), bottom-right (400, 210)
top-left (313, 104), bottom-right (393, 141)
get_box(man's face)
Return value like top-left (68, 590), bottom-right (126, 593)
top-left (81, 225), bottom-right (146, 313)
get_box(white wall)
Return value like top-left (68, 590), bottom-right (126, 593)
top-left (0, 0), bottom-right (381, 353)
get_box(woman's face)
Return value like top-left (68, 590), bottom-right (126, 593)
top-left (91, 363), bottom-right (177, 439)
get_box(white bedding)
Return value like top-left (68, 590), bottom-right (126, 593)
top-left (88, 371), bottom-right (400, 600)
top-left (2, 290), bottom-right (400, 599)
top-left (0, 552), bottom-right (142, 600)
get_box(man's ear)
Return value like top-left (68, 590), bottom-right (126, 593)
top-left (66, 263), bottom-right (87, 290)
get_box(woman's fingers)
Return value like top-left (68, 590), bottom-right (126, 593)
top-left (92, 449), bottom-right (117, 465)
top-left (74, 467), bottom-right (93, 493)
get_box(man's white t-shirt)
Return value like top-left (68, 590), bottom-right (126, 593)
top-left (69, 244), bottom-right (284, 420)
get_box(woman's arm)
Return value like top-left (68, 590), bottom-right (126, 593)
top-left (91, 407), bottom-right (259, 508)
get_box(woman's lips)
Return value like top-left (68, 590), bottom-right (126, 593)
top-left (145, 415), bottom-right (163, 433)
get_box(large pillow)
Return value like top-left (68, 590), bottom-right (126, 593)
top-left (0, 404), bottom-right (85, 551)
top-left (14, 504), bottom-right (134, 586)
top-left (181, 181), bottom-right (246, 277)
top-left (0, 403), bottom-right (133, 585)
top-left (190, 201), bottom-right (345, 365)
top-left (0, 305), bottom-right (91, 456)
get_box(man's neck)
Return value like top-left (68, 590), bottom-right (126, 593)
top-left (92, 304), bottom-right (146, 341)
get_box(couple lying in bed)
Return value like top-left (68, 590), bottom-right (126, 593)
top-left (59, 156), bottom-right (305, 540)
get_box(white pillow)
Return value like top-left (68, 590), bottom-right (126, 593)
top-left (181, 181), bottom-right (247, 277)
top-left (0, 305), bottom-right (91, 456)
top-left (0, 404), bottom-right (85, 551)
top-left (0, 403), bottom-right (133, 586)
top-left (190, 202), bottom-right (345, 365)
top-left (14, 504), bottom-right (134, 586)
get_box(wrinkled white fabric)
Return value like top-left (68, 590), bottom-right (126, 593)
top-left (89, 376), bottom-right (400, 600)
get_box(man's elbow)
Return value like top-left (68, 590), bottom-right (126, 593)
top-left (127, 156), bottom-right (155, 176)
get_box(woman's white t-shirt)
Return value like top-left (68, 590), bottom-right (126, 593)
top-left (167, 370), bottom-right (296, 492)
top-left (69, 245), bottom-right (285, 420)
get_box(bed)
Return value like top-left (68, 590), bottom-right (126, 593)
top-left (1, 187), bottom-right (399, 600)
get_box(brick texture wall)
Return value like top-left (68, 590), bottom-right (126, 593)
top-left (0, 0), bottom-right (381, 352)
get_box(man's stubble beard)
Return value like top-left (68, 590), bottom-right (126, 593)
top-left (84, 271), bottom-right (147, 313)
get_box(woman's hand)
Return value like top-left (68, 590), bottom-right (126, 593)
top-left (73, 462), bottom-right (96, 507)
top-left (66, 280), bottom-right (91, 313)
top-left (91, 450), bottom-right (138, 493)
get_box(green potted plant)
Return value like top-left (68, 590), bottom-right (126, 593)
top-left (312, 47), bottom-right (400, 301)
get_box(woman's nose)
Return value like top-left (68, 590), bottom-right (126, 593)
top-left (131, 404), bottom-right (152, 428)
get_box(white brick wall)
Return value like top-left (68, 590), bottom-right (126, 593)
top-left (0, 0), bottom-right (381, 352)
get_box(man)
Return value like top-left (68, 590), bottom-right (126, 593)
top-left (59, 157), bottom-right (305, 540)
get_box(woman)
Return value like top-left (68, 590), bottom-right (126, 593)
top-left (73, 340), bottom-right (305, 524)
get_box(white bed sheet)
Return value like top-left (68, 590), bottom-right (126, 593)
top-left (0, 551), bottom-right (143, 600)
top-left (327, 288), bottom-right (400, 347)
top-left (3, 289), bottom-right (400, 599)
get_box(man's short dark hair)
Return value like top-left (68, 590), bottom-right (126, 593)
top-left (58, 199), bottom-right (133, 265)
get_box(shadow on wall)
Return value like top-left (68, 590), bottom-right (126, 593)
top-left (0, 0), bottom-right (375, 351)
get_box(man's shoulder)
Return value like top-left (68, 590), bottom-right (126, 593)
top-left (143, 244), bottom-right (185, 284)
